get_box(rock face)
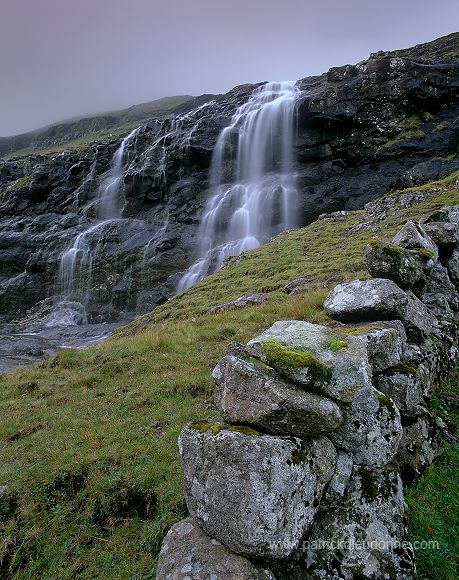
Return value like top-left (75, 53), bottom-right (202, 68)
top-left (156, 518), bottom-right (276, 580)
top-left (1, 34), bottom-right (459, 325)
top-left (159, 208), bottom-right (459, 580)
top-left (179, 422), bottom-right (336, 559)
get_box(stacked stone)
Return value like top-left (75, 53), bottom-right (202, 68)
top-left (157, 207), bottom-right (459, 580)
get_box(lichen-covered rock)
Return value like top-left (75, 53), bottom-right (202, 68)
top-left (391, 220), bottom-right (438, 259)
top-left (396, 408), bottom-right (444, 481)
top-left (329, 386), bottom-right (403, 468)
top-left (340, 322), bottom-right (406, 372)
top-left (324, 279), bottom-right (441, 342)
top-left (373, 363), bottom-right (429, 412)
top-left (303, 468), bottom-right (415, 579)
top-left (322, 451), bottom-right (354, 507)
top-left (208, 293), bottom-right (267, 314)
top-left (365, 239), bottom-right (424, 288)
top-left (179, 422), bottom-right (336, 559)
top-left (246, 320), bottom-right (373, 403)
top-left (213, 355), bottom-right (342, 437)
top-left (156, 517), bottom-right (276, 580)
top-left (422, 221), bottom-right (459, 247)
top-left (324, 279), bottom-right (408, 323)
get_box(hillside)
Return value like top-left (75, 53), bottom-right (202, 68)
top-left (0, 174), bottom-right (458, 578)
top-left (0, 95), bottom-right (198, 159)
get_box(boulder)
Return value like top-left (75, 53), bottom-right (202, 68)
top-left (365, 239), bottom-right (424, 288)
top-left (422, 221), bottom-right (459, 247)
top-left (324, 280), bottom-right (439, 342)
top-left (156, 517), bottom-right (276, 580)
top-left (179, 422), bottom-right (336, 559)
top-left (246, 320), bottom-right (373, 403)
top-left (418, 261), bottom-right (459, 315)
top-left (213, 355), bottom-right (342, 437)
top-left (329, 386), bottom-right (403, 468)
top-left (324, 279), bottom-right (408, 323)
top-left (303, 467), bottom-right (415, 579)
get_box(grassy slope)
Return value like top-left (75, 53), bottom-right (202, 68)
top-left (0, 178), bottom-right (458, 578)
top-left (2, 95), bottom-right (192, 160)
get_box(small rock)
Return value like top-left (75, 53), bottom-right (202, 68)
top-left (156, 517), bottom-right (276, 579)
top-left (208, 294), bottom-right (267, 314)
top-left (179, 422), bottom-right (336, 559)
top-left (322, 451), bottom-right (354, 507)
top-left (373, 363), bottom-right (429, 412)
top-left (282, 278), bottom-right (307, 294)
top-left (213, 355), bottom-right (343, 437)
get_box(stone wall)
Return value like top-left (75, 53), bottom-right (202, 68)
top-left (156, 207), bottom-right (459, 579)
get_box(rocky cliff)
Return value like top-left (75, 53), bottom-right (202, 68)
top-left (0, 33), bottom-right (458, 329)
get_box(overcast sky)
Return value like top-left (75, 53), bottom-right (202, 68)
top-left (1, 0), bottom-right (458, 136)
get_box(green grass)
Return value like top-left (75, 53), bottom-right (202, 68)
top-left (0, 179), bottom-right (458, 577)
top-left (406, 366), bottom-right (459, 579)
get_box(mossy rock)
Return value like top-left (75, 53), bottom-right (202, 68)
top-left (262, 338), bottom-right (331, 383)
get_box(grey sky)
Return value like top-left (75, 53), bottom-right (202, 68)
top-left (1, 0), bottom-right (458, 136)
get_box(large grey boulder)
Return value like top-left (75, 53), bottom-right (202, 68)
top-left (322, 451), bottom-right (354, 507)
top-left (365, 239), bottom-right (424, 288)
top-left (418, 262), bottom-right (459, 315)
top-left (156, 517), bottom-right (276, 580)
top-left (179, 422), bottom-right (336, 559)
top-left (324, 279), bottom-right (408, 323)
top-left (246, 320), bottom-right (373, 403)
top-left (213, 355), bottom-right (342, 437)
top-left (324, 279), bottom-right (439, 342)
top-left (329, 386), bottom-right (403, 468)
top-left (304, 467), bottom-right (415, 579)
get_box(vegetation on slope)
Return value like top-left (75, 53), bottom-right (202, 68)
top-left (0, 178), bottom-right (458, 578)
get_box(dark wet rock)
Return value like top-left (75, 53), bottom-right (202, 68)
top-left (156, 517), bottom-right (276, 580)
top-left (213, 355), bottom-right (342, 437)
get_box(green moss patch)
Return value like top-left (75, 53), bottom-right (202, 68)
top-left (328, 335), bottom-right (348, 352)
top-left (190, 421), bottom-right (262, 437)
top-left (263, 338), bottom-right (331, 382)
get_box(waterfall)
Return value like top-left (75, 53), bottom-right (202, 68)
top-left (57, 127), bottom-right (139, 307)
top-left (178, 81), bottom-right (300, 291)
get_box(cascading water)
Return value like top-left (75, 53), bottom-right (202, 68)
top-left (178, 81), bottom-right (300, 291)
top-left (57, 127), bottom-right (140, 308)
